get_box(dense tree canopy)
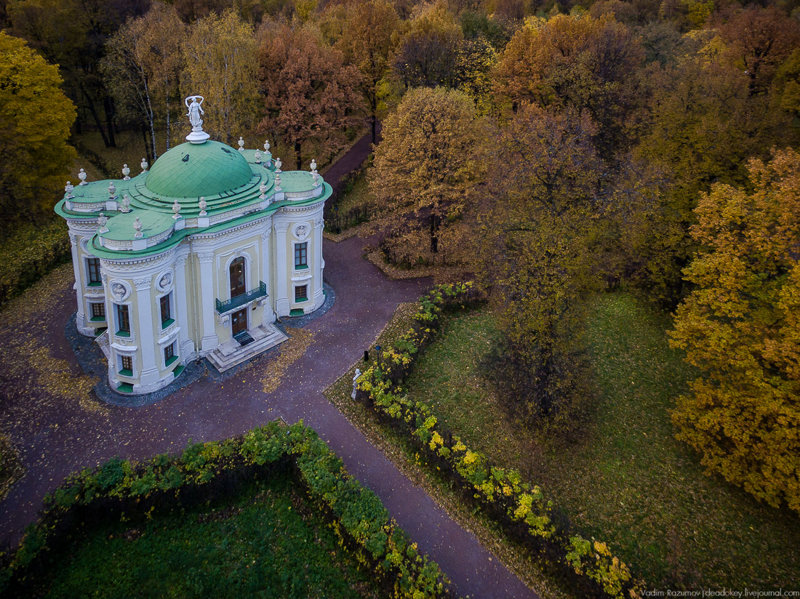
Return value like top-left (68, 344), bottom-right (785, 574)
top-left (493, 13), bottom-right (645, 159)
top-left (257, 22), bottom-right (364, 170)
top-left (0, 31), bottom-right (76, 226)
top-left (669, 149), bottom-right (800, 512)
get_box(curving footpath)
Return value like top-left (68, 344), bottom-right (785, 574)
top-left (0, 142), bottom-right (539, 599)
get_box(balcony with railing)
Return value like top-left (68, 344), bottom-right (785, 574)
top-left (216, 281), bottom-right (268, 314)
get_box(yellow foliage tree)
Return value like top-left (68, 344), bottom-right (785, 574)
top-left (669, 149), bottom-right (800, 512)
top-left (0, 31), bottom-right (76, 226)
top-left (181, 10), bottom-right (260, 144)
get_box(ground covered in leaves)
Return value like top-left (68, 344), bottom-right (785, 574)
top-left (40, 471), bottom-right (381, 599)
top-left (403, 293), bottom-right (800, 590)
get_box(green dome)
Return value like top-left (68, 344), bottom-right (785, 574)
top-left (145, 141), bottom-right (253, 198)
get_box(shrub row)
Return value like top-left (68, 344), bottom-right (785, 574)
top-left (0, 219), bottom-right (70, 309)
top-left (356, 282), bottom-right (640, 598)
top-left (1, 421), bottom-right (451, 599)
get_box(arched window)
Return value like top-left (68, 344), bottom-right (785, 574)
top-left (229, 257), bottom-right (246, 298)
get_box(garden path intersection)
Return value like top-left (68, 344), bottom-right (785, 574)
top-left (0, 234), bottom-right (538, 599)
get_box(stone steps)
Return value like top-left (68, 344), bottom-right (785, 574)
top-left (206, 323), bottom-right (287, 373)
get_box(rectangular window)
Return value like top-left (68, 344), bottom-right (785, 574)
top-left (87, 258), bottom-right (101, 285)
top-left (119, 354), bottom-right (133, 376)
top-left (164, 342), bottom-right (177, 367)
top-left (115, 303), bottom-right (130, 336)
top-left (90, 302), bottom-right (105, 320)
top-left (294, 242), bottom-right (308, 269)
top-left (160, 294), bottom-right (173, 328)
top-left (295, 285), bottom-right (308, 302)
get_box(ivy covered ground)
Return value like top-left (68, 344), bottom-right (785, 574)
top-left (40, 471), bottom-right (380, 599)
top-left (403, 294), bottom-right (800, 590)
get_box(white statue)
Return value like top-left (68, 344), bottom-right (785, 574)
top-left (141, 158), bottom-right (148, 172)
top-left (64, 181), bottom-right (74, 198)
top-left (108, 181), bottom-right (116, 198)
top-left (172, 199), bottom-right (181, 219)
top-left (237, 137), bottom-right (245, 152)
top-left (198, 197), bottom-right (207, 216)
top-left (351, 368), bottom-right (362, 400)
top-left (259, 182), bottom-right (267, 200)
top-left (274, 157), bottom-right (282, 173)
top-left (120, 193), bottom-right (131, 213)
top-left (186, 95), bottom-right (204, 130)
top-left (97, 212), bottom-right (108, 232)
top-left (254, 149), bottom-right (262, 164)
top-left (133, 216), bottom-right (143, 238)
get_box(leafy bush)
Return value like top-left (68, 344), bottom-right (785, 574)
top-left (2, 422), bottom-right (451, 599)
top-left (0, 219), bottom-right (70, 309)
top-left (356, 282), bottom-right (639, 598)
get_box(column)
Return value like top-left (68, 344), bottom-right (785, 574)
top-left (312, 216), bottom-right (324, 309)
top-left (197, 251), bottom-right (219, 352)
top-left (69, 231), bottom-right (89, 335)
top-left (261, 228), bottom-right (276, 323)
top-left (134, 277), bottom-right (159, 387)
top-left (174, 251), bottom-right (194, 359)
top-left (274, 221), bottom-right (290, 317)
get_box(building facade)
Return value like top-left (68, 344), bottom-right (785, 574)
top-left (55, 97), bottom-right (330, 395)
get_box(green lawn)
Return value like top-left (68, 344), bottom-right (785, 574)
top-left (41, 472), bottom-right (380, 599)
top-left (404, 294), bottom-right (800, 590)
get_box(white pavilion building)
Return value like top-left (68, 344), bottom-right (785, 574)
top-left (55, 96), bottom-right (330, 395)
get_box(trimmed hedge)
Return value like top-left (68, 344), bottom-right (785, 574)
top-left (356, 282), bottom-right (641, 598)
top-left (1, 422), bottom-right (452, 599)
top-left (0, 219), bottom-right (70, 309)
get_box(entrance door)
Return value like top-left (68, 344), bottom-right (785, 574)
top-left (230, 257), bottom-right (246, 298)
top-left (231, 308), bottom-right (247, 336)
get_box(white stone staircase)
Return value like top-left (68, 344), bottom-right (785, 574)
top-left (206, 323), bottom-right (288, 373)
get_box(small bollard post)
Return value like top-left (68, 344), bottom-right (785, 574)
top-left (363, 350), bottom-right (369, 362)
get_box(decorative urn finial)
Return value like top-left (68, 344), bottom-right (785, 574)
top-left (185, 95), bottom-right (210, 144)
top-left (78, 168), bottom-right (88, 185)
top-left (97, 212), bottom-right (108, 233)
top-left (275, 157), bottom-right (282, 173)
top-left (122, 164), bottom-right (130, 180)
top-left (238, 137), bottom-right (245, 152)
top-left (172, 199), bottom-right (182, 219)
top-left (198, 197), bottom-right (207, 216)
top-left (255, 149), bottom-right (262, 164)
top-left (134, 217), bottom-right (143, 238)
top-left (141, 157), bottom-right (148, 172)
top-left (65, 181), bottom-right (74, 199)
top-left (259, 182), bottom-right (267, 200)
top-left (108, 181), bottom-right (116, 199)
top-left (275, 172), bottom-right (282, 192)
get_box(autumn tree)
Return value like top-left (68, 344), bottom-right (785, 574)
top-left (669, 149), bottom-right (800, 513)
top-left (481, 103), bottom-right (601, 427)
top-left (257, 22), bottom-right (364, 170)
top-left (369, 87), bottom-right (483, 265)
top-left (391, 2), bottom-right (463, 89)
top-left (335, 0), bottom-right (400, 142)
top-left (101, 3), bottom-right (186, 162)
top-left (0, 31), bottom-right (76, 225)
top-left (182, 10), bottom-right (260, 144)
top-left (7, 0), bottom-right (149, 147)
top-left (716, 5), bottom-right (800, 97)
top-left (493, 13), bottom-right (645, 160)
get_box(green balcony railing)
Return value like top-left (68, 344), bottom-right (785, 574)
top-left (216, 281), bottom-right (267, 313)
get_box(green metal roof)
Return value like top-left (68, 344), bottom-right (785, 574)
top-left (145, 141), bottom-right (253, 198)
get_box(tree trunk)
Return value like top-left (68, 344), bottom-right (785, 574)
top-left (80, 83), bottom-right (110, 147)
top-left (104, 94), bottom-right (117, 148)
top-left (295, 140), bottom-right (302, 171)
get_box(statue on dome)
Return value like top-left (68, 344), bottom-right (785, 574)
top-left (185, 95), bottom-right (205, 130)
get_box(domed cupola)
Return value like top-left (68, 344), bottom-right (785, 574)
top-left (145, 140), bottom-right (253, 198)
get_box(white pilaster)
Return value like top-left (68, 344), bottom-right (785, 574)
top-left (134, 276), bottom-right (159, 387)
top-left (69, 231), bottom-right (90, 335)
top-left (261, 228), bottom-right (276, 323)
top-left (197, 251), bottom-right (219, 352)
top-left (274, 221), bottom-right (290, 317)
top-left (174, 250), bottom-right (194, 359)
top-left (312, 216), bottom-right (324, 310)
